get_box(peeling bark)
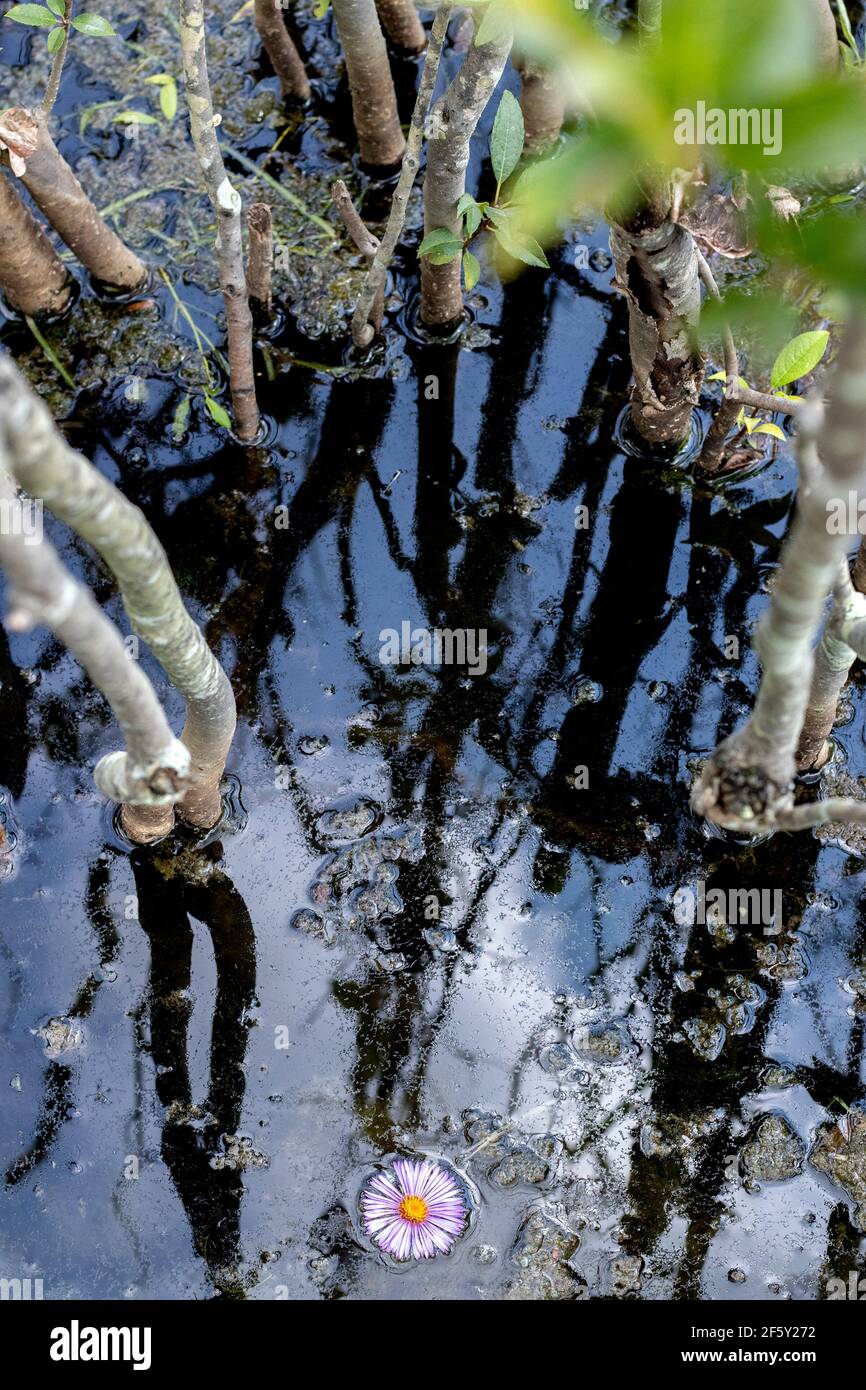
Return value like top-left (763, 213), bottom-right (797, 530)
top-left (332, 0), bottom-right (406, 168)
top-left (375, 0), bottom-right (426, 53)
top-left (0, 468), bottom-right (189, 844)
top-left (180, 0), bottom-right (260, 442)
top-left (246, 202), bottom-right (273, 316)
top-left (609, 181), bottom-right (705, 445)
top-left (12, 110), bottom-right (146, 292)
top-left (421, 19), bottom-right (512, 328)
top-left (0, 170), bottom-right (72, 317)
top-left (516, 57), bottom-right (564, 153)
top-left (0, 355), bottom-right (237, 832)
top-left (693, 312), bottom-right (866, 835)
top-left (254, 0), bottom-right (312, 101)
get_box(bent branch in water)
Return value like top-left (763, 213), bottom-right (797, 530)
top-left (692, 312), bottom-right (866, 835)
top-left (0, 356), bottom-right (237, 832)
top-left (0, 468), bottom-right (190, 844)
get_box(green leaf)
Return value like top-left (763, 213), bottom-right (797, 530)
top-left (159, 78), bottom-right (177, 121)
top-left (46, 0), bottom-right (65, 14)
top-left (836, 0), bottom-right (860, 57)
top-left (743, 416), bottom-right (762, 433)
top-left (172, 393), bottom-right (191, 443)
top-left (204, 396), bottom-right (232, 430)
top-left (463, 250), bottom-right (481, 291)
top-left (5, 5), bottom-right (57, 27)
top-left (418, 228), bottom-right (464, 261)
top-left (492, 224), bottom-right (549, 269)
top-left (752, 422), bottom-right (787, 440)
top-left (475, 2), bottom-right (510, 48)
top-left (706, 371), bottom-right (751, 393)
top-left (313, 0), bottom-right (330, 15)
top-left (47, 23), bottom-right (65, 50)
top-left (71, 12), bottom-right (116, 36)
top-left (113, 110), bottom-right (159, 125)
top-left (770, 330), bottom-right (830, 388)
top-left (463, 202), bottom-right (482, 238)
top-left (456, 193), bottom-right (477, 216)
top-left (489, 90), bottom-right (524, 188)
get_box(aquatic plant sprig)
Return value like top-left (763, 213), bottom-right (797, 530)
top-left (4, 2), bottom-right (119, 115)
top-left (418, 89), bottom-right (549, 297)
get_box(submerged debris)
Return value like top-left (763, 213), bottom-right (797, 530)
top-left (506, 1210), bottom-right (585, 1301)
top-left (463, 1109), bottom-right (562, 1188)
top-left (810, 1109), bottom-right (866, 1207)
top-left (741, 1114), bottom-right (805, 1183)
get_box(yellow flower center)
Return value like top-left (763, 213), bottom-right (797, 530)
top-left (398, 1194), bottom-right (429, 1224)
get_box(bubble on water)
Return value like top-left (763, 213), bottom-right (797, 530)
top-left (424, 925), bottom-right (458, 953)
top-left (298, 734), bottom-right (330, 756)
top-left (589, 248), bottom-right (612, 272)
top-left (569, 676), bottom-right (603, 705)
top-left (315, 796), bottom-right (383, 844)
top-left (369, 949), bottom-right (407, 974)
top-left (10, 1074), bottom-right (21, 1091)
top-left (472, 1243), bottom-right (498, 1264)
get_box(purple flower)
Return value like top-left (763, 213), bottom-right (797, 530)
top-left (361, 1158), bottom-right (467, 1261)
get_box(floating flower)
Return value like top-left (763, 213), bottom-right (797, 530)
top-left (361, 1158), bottom-right (467, 1261)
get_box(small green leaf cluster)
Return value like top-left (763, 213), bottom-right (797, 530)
top-left (418, 91), bottom-right (549, 291)
top-left (5, 3), bottom-right (116, 54)
top-left (707, 330), bottom-right (830, 446)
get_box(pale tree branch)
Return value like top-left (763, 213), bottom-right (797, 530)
top-left (692, 310), bottom-right (866, 836)
top-left (0, 467), bottom-right (190, 844)
top-left (180, 0), bottom-right (259, 442)
top-left (0, 354), bottom-right (237, 831)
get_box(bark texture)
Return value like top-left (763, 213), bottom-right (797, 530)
top-left (13, 110), bottom-right (146, 291)
top-left (421, 20), bottom-right (512, 327)
top-left (246, 202), bottom-right (273, 315)
top-left (795, 561), bottom-right (859, 771)
top-left (180, 0), bottom-right (260, 442)
top-left (254, 0), bottom-right (312, 100)
top-left (610, 182), bottom-right (706, 445)
top-left (351, 1), bottom-right (449, 346)
top-left (516, 58), bottom-right (564, 153)
top-left (693, 312), bottom-right (866, 834)
top-left (0, 355), bottom-right (237, 831)
top-left (332, 0), bottom-right (406, 168)
top-left (0, 170), bottom-right (71, 317)
top-left (375, 0), bottom-right (426, 52)
top-left (0, 468), bottom-right (189, 844)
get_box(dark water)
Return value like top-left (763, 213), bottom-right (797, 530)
top-left (1, 3), bottom-right (865, 1301)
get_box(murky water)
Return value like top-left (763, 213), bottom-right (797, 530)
top-left (1, 2), bottom-right (865, 1301)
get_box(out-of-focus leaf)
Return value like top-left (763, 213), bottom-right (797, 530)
top-left (475, 2), bottom-right (511, 48)
top-left (492, 223), bottom-right (549, 268)
top-left (752, 422), bottom-right (787, 440)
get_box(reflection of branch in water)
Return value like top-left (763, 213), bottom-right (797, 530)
top-left (131, 841), bottom-right (256, 1298)
top-left (5, 853), bottom-right (121, 1187)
